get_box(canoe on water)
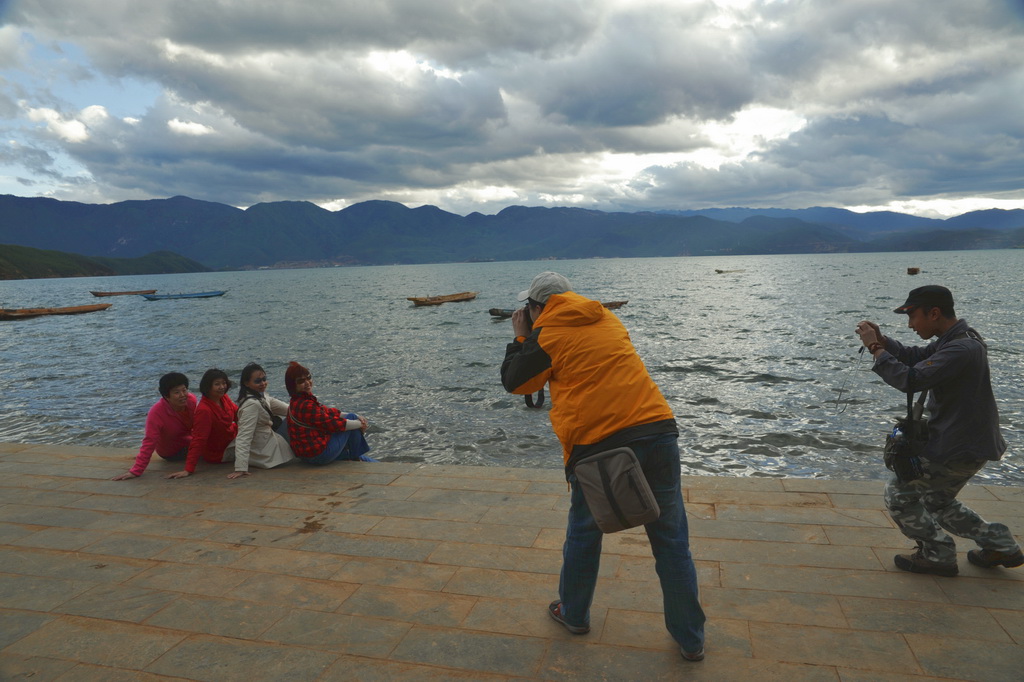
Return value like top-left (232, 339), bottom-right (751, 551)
top-left (90, 289), bottom-right (157, 297)
top-left (488, 300), bottom-right (628, 318)
top-left (0, 303), bottom-right (113, 321)
top-left (142, 291), bottom-right (226, 300)
top-left (407, 291), bottom-right (478, 306)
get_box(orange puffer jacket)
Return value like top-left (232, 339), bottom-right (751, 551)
top-left (501, 291), bottom-right (676, 468)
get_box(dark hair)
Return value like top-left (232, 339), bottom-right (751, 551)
top-left (158, 372), bottom-right (189, 398)
top-left (199, 368), bottom-right (233, 398)
top-left (237, 362), bottom-right (265, 403)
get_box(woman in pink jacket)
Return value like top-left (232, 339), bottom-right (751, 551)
top-left (112, 372), bottom-right (196, 480)
top-left (166, 368), bottom-right (238, 479)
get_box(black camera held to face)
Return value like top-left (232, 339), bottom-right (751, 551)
top-left (521, 302), bottom-right (545, 409)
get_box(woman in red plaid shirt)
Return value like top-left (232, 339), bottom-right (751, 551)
top-left (284, 361), bottom-right (375, 464)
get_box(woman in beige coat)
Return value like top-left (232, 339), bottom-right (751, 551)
top-left (228, 362), bottom-right (295, 479)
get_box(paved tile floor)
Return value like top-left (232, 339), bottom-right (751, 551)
top-left (1, 441), bottom-right (1022, 681)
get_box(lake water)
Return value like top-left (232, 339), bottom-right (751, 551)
top-left (2, 250), bottom-right (1022, 484)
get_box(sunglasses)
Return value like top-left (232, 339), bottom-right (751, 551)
top-left (252, 376), bottom-right (268, 384)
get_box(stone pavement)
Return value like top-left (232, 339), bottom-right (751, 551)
top-left (1, 441), bottom-right (1022, 681)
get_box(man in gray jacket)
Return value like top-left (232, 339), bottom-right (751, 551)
top-left (856, 285), bottom-right (1022, 576)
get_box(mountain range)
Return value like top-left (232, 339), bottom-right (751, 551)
top-left (1, 194), bottom-right (1022, 270)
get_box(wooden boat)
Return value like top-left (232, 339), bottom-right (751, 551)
top-left (91, 289), bottom-right (156, 297)
top-left (142, 291), bottom-right (226, 300)
top-left (907, 267), bottom-right (921, 275)
top-left (714, 269), bottom-right (746, 274)
top-left (489, 300), bottom-right (628, 318)
top-left (0, 303), bottom-right (112, 320)
top-left (407, 291), bottom-right (478, 306)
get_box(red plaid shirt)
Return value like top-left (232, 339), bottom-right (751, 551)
top-left (287, 392), bottom-right (352, 458)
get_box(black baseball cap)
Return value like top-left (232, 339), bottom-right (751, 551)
top-left (893, 285), bottom-right (954, 314)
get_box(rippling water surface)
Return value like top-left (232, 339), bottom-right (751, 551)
top-left (2, 250), bottom-right (1022, 483)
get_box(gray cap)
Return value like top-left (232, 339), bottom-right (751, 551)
top-left (518, 271), bottom-right (571, 304)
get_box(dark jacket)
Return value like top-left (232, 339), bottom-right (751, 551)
top-left (873, 319), bottom-right (1006, 461)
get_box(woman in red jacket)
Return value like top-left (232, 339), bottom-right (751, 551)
top-left (285, 361), bottom-right (374, 464)
top-left (167, 368), bottom-right (238, 478)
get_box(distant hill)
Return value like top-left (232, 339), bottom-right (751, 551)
top-left (0, 243), bottom-right (211, 280)
top-left (1, 195), bottom-right (1022, 269)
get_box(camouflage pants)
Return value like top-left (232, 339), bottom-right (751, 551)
top-left (884, 452), bottom-right (1019, 564)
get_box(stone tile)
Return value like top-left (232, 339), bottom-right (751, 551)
top-left (543, 637), bottom-right (841, 680)
top-left (345, 497), bottom-right (489, 523)
top-left (368, 517), bottom-right (540, 547)
top-left (720, 563), bottom-right (949, 602)
top-left (461, 596), bottom-right (609, 639)
top-left (0, 442), bottom-right (32, 453)
top-left (413, 464), bottom-right (561, 482)
top-left (262, 491), bottom-right (361, 511)
top-left (827, 492), bottom-right (891, 509)
top-left (0, 573), bottom-right (96, 610)
top-left (79, 533), bottom-right (185, 559)
top-left (934, 574), bottom-right (1024, 608)
top-left (0, 487), bottom-right (94, 507)
top-left (426, 541), bottom-right (563, 575)
top-left (985, 485), bottom-right (1024, 502)
top-left (65, 495), bottom-right (204, 517)
top-left (0, 546), bottom-right (153, 583)
top-left (907, 632), bottom-right (1024, 681)
top-left (689, 517), bottom-right (830, 544)
top-left (701, 585), bottom-right (848, 627)
top-left (226, 572), bottom-right (359, 612)
top-left (23, 443), bottom-right (133, 459)
top-left (151, 540), bottom-right (257, 566)
top-left (336, 483), bottom-right (419, 501)
top-left (144, 634), bottom-right (337, 681)
top-left (5, 616), bottom-right (185, 670)
top-left (0, 504), bottom-right (112, 529)
top-left (143, 595), bottom-right (286, 638)
top-left (601, 608), bottom-right (752, 657)
top-left (390, 474), bottom-right (530, 493)
top-left (991, 609), bottom-right (1024, 645)
top-left (612, 554), bottom-right (719, 586)
top-left (0, 610), bottom-right (56, 649)
top-left (822, 524), bottom-right (909, 548)
top-left (329, 556), bottom-right (457, 591)
top-left (0, 521), bottom-right (44, 544)
top-left (716, 503), bottom-right (892, 527)
top-left (261, 608), bottom-right (411, 656)
top-left (297, 531), bottom-right (438, 561)
top-left (389, 626), bottom-right (547, 677)
top-left (689, 489), bottom-right (832, 507)
top-left (12, 528), bottom-right (111, 551)
top-left (476, 506), bottom-right (570, 529)
top-left (408, 487), bottom-right (561, 510)
top-left (0, 654), bottom-right (77, 681)
top-left (84, 513), bottom-right (221, 540)
top-left (142, 484), bottom-right (283, 507)
top-left (318, 657), bottom-right (515, 681)
top-left (836, 671), bottom-right (961, 682)
top-left (124, 564), bottom-right (250, 597)
top-left (56, 479), bottom-right (155, 497)
top-left (838, 595), bottom-right (1010, 641)
top-left (684, 475), bottom-right (786, 492)
top-left (749, 621), bottom-right (920, 673)
top-left (337, 584), bottom-right (477, 627)
top-left (0, 462), bottom-right (126, 480)
top-left (188, 504), bottom-right (310, 528)
top-left (442, 566), bottom-right (555, 603)
top-left (230, 546), bottom-right (346, 580)
top-left (696, 536), bottom-right (884, 570)
top-left (0, 472), bottom-right (70, 490)
top-left (57, 584), bottom-right (179, 623)
top-left (782, 478), bottom-right (883, 495)
top-left (203, 523), bottom-right (312, 549)
top-left (53, 663), bottom-right (194, 681)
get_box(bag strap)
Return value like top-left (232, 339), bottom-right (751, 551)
top-left (906, 367), bottom-right (928, 421)
top-left (287, 408), bottom-right (320, 431)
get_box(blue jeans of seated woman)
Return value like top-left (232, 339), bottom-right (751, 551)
top-left (559, 432), bottom-right (705, 652)
top-left (302, 414), bottom-right (374, 465)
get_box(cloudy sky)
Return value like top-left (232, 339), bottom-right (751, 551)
top-left (1, 0), bottom-right (1023, 218)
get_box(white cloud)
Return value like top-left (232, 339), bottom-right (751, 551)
top-left (1, 0), bottom-right (1023, 216)
top-left (167, 118), bottom-right (214, 136)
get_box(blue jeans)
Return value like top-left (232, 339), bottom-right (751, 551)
top-left (301, 414), bottom-right (375, 465)
top-left (559, 432), bottom-right (705, 652)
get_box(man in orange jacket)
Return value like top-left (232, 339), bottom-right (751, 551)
top-left (501, 271), bottom-right (706, 662)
